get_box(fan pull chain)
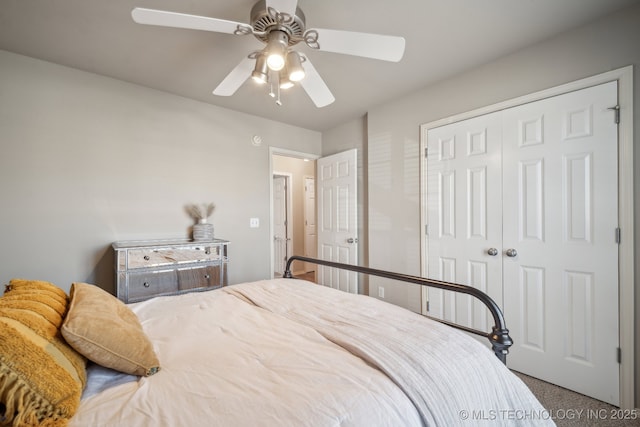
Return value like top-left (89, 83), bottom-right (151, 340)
top-left (267, 69), bottom-right (282, 106)
top-left (276, 83), bottom-right (282, 106)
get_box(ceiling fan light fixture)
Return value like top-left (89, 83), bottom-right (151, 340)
top-left (267, 54), bottom-right (285, 71)
top-left (286, 51), bottom-right (305, 82)
top-left (265, 30), bottom-right (288, 71)
top-left (251, 54), bottom-right (269, 84)
top-left (279, 73), bottom-right (294, 90)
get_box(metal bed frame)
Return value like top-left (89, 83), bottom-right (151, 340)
top-left (283, 255), bottom-right (513, 364)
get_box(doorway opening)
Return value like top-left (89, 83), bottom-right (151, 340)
top-left (269, 148), bottom-right (319, 281)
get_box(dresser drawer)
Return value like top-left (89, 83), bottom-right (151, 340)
top-left (127, 245), bottom-right (222, 269)
top-left (127, 270), bottom-right (179, 302)
top-left (177, 265), bottom-right (223, 291)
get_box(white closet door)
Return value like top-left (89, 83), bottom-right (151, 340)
top-left (502, 81), bottom-right (619, 405)
top-left (425, 81), bottom-right (619, 405)
top-left (426, 112), bottom-right (503, 332)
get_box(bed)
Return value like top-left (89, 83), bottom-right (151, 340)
top-left (0, 256), bottom-right (553, 427)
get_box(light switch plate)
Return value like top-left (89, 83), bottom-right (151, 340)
top-left (250, 218), bottom-right (259, 228)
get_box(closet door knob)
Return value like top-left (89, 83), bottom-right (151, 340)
top-left (487, 248), bottom-right (498, 256)
top-left (505, 248), bottom-right (518, 257)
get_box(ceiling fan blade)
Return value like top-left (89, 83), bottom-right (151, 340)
top-left (131, 8), bottom-right (252, 35)
top-left (265, 0), bottom-right (298, 18)
top-left (299, 57), bottom-right (335, 108)
top-left (213, 57), bottom-right (254, 96)
top-left (308, 28), bottom-right (405, 62)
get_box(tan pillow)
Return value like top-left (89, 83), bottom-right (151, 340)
top-left (0, 279), bottom-right (86, 426)
top-left (61, 283), bottom-right (160, 377)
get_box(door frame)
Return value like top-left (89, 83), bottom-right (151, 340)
top-left (419, 66), bottom-right (634, 408)
top-left (269, 147), bottom-right (320, 278)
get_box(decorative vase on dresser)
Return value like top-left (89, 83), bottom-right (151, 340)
top-left (112, 238), bottom-right (229, 303)
top-left (192, 219), bottom-right (214, 241)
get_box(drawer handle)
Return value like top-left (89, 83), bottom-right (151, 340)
top-left (143, 255), bottom-right (150, 261)
top-left (204, 274), bottom-right (211, 280)
top-left (143, 282), bottom-right (150, 288)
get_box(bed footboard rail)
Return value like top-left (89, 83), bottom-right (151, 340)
top-left (284, 255), bottom-right (513, 364)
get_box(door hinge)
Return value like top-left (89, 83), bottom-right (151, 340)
top-left (424, 147), bottom-right (428, 158)
top-left (426, 301), bottom-right (430, 312)
top-left (617, 347), bottom-right (622, 364)
top-left (615, 227), bottom-right (621, 244)
top-left (608, 105), bottom-right (620, 124)
top-left (425, 224), bottom-right (429, 235)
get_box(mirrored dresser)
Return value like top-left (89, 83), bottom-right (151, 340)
top-left (112, 238), bottom-right (229, 303)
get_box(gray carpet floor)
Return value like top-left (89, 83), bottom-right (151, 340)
top-left (513, 371), bottom-right (640, 426)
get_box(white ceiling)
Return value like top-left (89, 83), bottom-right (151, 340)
top-left (1, 0), bottom-right (637, 131)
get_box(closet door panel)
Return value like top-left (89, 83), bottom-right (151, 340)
top-left (426, 112), bottom-right (503, 330)
top-left (502, 81), bottom-right (619, 405)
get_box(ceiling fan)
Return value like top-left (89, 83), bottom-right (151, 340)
top-left (131, 0), bottom-right (405, 107)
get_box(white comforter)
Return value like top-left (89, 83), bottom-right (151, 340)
top-left (70, 279), bottom-right (552, 427)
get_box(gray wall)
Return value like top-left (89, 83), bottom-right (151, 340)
top-left (323, 3), bottom-right (640, 405)
top-left (0, 50), bottom-right (321, 294)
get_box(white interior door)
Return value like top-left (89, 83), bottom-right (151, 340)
top-left (303, 176), bottom-right (317, 273)
top-left (424, 82), bottom-right (619, 405)
top-left (317, 149), bottom-right (358, 293)
top-left (502, 81), bottom-right (619, 405)
top-left (425, 112), bottom-right (503, 332)
top-left (272, 174), bottom-right (289, 277)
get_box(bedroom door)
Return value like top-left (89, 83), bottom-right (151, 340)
top-left (317, 149), bottom-right (358, 293)
top-left (424, 82), bottom-right (620, 405)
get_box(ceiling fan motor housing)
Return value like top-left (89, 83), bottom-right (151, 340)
top-left (250, 0), bottom-right (306, 46)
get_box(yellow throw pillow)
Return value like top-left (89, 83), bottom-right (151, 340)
top-left (0, 279), bottom-right (86, 427)
top-left (61, 283), bottom-right (160, 377)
